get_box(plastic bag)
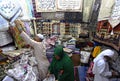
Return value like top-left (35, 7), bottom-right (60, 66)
top-left (43, 75), bottom-right (55, 81)
top-left (23, 66), bottom-right (37, 81)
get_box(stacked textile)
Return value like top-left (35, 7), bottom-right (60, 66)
top-left (0, 32), bottom-right (13, 47)
top-left (46, 47), bottom-right (55, 63)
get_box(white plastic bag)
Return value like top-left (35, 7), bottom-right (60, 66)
top-left (23, 66), bottom-right (37, 81)
top-left (80, 51), bottom-right (91, 63)
top-left (43, 75), bottom-right (55, 81)
top-left (2, 76), bottom-right (14, 81)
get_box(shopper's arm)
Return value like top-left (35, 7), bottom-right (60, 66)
top-left (97, 60), bottom-right (112, 77)
top-left (14, 20), bottom-right (37, 47)
top-left (20, 31), bottom-right (37, 47)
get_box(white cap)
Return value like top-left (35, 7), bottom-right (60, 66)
top-left (37, 34), bottom-right (44, 40)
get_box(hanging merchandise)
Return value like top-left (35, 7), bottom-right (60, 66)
top-left (24, 21), bottom-right (34, 36)
top-left (9, 20), bottom-right (26, 49)
top-left (82, 0), bottom-right (95, 22)
top-left (10, 26), bottom-right (26, 49)
top-left (57, 0), bottom-right (83, 12)
top-left (0, 15), bottom-right (9, 31)
top-left (98, 0), bottom-right (115, 21)
top-left (0, 0), bottom-right (21, 20)
top-left (109, 0), bottom-right (120, 28)
top-left (35, 0), bottom-right (56, 12)
top-left (10, 9), bottom-right (22, 23)
top-left (52, 23), bottom-right (60, 35)
top-left (96, 20), bottom-right (113, 39)
top-left (19, 0), bottom-right (34, 20)
top-left (35, 0), bottom-right (83, 12)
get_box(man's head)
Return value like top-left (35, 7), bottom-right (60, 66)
top-left (34, 34), bottom-right (44, 42)
top-left (103, 49), bottom-right (114, 62)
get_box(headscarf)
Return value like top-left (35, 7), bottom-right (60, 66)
top-left (92, 49), bottom-right (114, 74)
top-left (37, 34), bottom-right (44, 40)
top-left (54, 45), bottom-right (65, 59)
top-left (49, 45), bottom-right (74, 81)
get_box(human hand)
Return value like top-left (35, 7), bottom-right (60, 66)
top-left (46, 72), bottom-right (50, 78)
top-left (59, 70), bottom-right (64, 75)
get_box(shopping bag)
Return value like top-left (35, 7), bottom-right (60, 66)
top-left (43, 75), bottom-right (55, 81)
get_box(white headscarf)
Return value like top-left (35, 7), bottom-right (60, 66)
top-left (93, 49), bottom-right (114, 74)
top-left (37, 34), bottom-right (44, 40)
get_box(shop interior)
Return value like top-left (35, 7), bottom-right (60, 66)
top-left (0, 0), bottom-right (120, 81)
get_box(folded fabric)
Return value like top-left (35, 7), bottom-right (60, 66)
top-left (0, 15), bottom-right (9, 31)
top-left (0, 32), bottom-right (13, 46)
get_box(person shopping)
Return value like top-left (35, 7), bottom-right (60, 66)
top-left (92, 49), bottom-right (118, 81)
top-left (48, 45), bottom-right (74, 81)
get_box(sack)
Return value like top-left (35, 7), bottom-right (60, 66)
top-left (43, 75), bottom-right (55, 81)
top-left (80, 51), bottom-right (91, 63)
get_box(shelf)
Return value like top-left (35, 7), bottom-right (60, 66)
top-left (93, 38), bottom-right (120, 51)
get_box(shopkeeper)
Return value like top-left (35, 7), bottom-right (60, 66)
top-left (14, 20), bottom-right (50, 81)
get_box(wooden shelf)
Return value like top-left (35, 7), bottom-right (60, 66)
top-left (93, 38), bottom-right (120, 51)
